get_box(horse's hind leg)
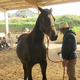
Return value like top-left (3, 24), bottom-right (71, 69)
top-left (40, 60), bottom-right (47, 80)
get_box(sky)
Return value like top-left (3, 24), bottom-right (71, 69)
top-left (0, 2), bottom-right (80, 20)
top-left (44, 2), bottom-right (80, 16)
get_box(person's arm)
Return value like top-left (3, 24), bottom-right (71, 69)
top-left (57, 52), bottom-right (61, 56)
top-left (62, 59), bottom-right (69, 67)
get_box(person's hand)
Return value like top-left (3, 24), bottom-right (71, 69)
top-left (62, 59), bottom-right (68, 67)
top-left (57, 52), bottom-right (61, 56)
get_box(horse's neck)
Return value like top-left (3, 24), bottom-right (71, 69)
top-left (31, 16), bottom-right (44, 44)
top-left (31, 27), bottom-right (44, 44)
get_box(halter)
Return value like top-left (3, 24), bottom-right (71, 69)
top-left (39, 14), bottom-right (55, 30)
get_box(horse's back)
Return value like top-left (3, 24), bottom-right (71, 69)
top-left (18, 33), bottom-right (28, 42)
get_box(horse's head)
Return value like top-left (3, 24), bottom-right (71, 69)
top-left (38, 7), bottom-right (58, 41)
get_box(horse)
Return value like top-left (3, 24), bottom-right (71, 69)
top-left (16, 7), bottom-right (58, 80)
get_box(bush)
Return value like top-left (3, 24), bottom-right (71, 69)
top-left (72, 26), bottom-right (80, 33)
top-left (9, 17), bottom-right (37, 23)
top-left (0, 15), bottom-right (80, 33)
top-left (0, 23), bottom-right (6, 27)
top-left (9, 23), bottom-right (35, 28)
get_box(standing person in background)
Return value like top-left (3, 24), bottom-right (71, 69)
top-left (21, 28), bottom-right (31, 34)
top-left (15, 35), bottom-right (18, 44)
top-left (7, 31), bottom-right (12, 46)
top-left (0, 37), bottom-right (3, 49)
top-left (2, 36), bottom-right (8, 48)
top-left (57, 23), bottom-right (78, 80)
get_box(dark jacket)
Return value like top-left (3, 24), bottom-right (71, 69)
top-left (61, 30), bottom-right (78, 60)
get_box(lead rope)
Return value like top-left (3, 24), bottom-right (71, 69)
top-left (46, 36), bottom-right (65, 80)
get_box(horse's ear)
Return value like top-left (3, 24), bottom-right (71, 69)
top-left (38, 7), bottom-right (43, 12)
top-left (50, 8), bottom-right (53, 13)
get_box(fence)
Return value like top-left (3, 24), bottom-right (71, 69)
top-left (0, 27), bottom-right (33, 34)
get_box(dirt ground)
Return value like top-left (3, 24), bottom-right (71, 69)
top-left (0, 43), bottom-right (80, 80)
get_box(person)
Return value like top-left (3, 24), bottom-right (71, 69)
top-left (2, 36), bottom-right (8, 48)
top-left (7, 31), bottom-right (12, 45)
top-left (15, 35), bottom-right (18, 44)
top-left (21, 28), bottom-right (31, 34)
top-left (57, 23), bottom-right (78, 80)
top-left (0, 37), bottom-right (3, 49)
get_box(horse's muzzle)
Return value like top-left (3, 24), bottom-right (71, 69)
top-left (50, 35), bottom-right (58, 41)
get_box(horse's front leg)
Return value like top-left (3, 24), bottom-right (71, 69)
top-left (28, 65), bottom-right (33, 80)
top-left (23, 62), bottom-right (33, 80)
top-left (22, 63), bottom-right (27, 80)
top-left (40, 60), bottom-right (47, 80)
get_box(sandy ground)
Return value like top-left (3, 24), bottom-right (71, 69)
top-left (0, 42), bottom-right (80, 80)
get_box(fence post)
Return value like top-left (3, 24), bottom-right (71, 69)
top-left (4, 10), bottom-right (9, 34)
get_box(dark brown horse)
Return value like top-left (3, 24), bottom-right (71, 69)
top-left (16, 7), bottom-right (58, 80)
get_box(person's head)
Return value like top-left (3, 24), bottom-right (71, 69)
top-left (0, 37), bottom-right (2, 40)
top-left (57, 23), bottom-right (73, 34)
top-left (16, 35), bottom-right (18, 39)
top-left (60, 28), bottom-right (69, 34)
top-left (3, 36), bottom-right (6, 39)
top-left (9, 31), bottom-right (11, 34)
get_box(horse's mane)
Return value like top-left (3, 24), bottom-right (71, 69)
top-left (34, 15), bottom-right (41, 28)
top-left (31, 14), bottom-right (41, 33)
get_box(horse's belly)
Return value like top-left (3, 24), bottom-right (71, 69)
top-left (16, 43), bottom-right (29, 62)
top-left (29, 48), bottom-right (46, 63)
top-left (17, 42), bottom-right (46, 63)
